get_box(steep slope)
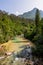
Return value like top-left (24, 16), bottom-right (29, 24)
top-left (19, 8), bottom-right (43, 20)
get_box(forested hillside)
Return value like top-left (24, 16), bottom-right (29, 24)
top-left (0, 10), bottom-right (34, 43)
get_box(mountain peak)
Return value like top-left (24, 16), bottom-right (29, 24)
top-left (32, 8), bottom-right (39, 12)
top-left (33, 8), bottom-right (38, 10)
top-left (19, 8), bottom-right (43, 20)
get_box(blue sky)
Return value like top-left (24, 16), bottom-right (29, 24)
top-left (0, 0), bottom-right (43, 15)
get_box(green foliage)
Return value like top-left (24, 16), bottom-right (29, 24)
top-left (24, 23), bottom-right (36, 41)
top-left (32, 10), bottom-right (43, 58)
top-left (0, 11), bottom-right (33, 43)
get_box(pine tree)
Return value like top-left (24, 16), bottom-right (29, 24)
top-left (35, 9), bottom-right (40, 34)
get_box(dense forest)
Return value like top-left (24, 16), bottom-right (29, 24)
top-left (0, 10), bottom-right (34, 43)
top-left (0, 9), bottom-right (43, 58)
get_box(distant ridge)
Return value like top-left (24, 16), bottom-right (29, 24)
top-left (19, 8), bottom-right (43, 20)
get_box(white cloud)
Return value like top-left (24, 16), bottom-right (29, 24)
top-left (15, 11), bottom-right (20, 16)
top-left (35, 0), bottom-right (43, 10)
